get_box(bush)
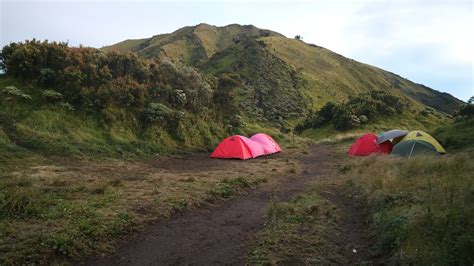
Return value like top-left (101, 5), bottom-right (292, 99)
top-left (295, 90), bottom-right (407, 133)
top-left (42, 90), bottom-right (63, 103)
top-left (332, 107), bottom-right (354, 130)
top-left (144, 102), bottom-right (174, 124)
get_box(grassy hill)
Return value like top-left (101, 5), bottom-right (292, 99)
top-left (104, 23), bottom-right (463, 115)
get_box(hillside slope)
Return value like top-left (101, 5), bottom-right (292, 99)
top-left (104, 23), bottom-right (462, 114)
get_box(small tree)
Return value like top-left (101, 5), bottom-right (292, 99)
top-left (294, 35), bottom-right (302, 40)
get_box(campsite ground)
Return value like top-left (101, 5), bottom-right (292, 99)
top-left (4, 139), bottom-right (472, 264)
top-left (1, 141), bottom-right (375, 264)
top-left (85, 144), bottom-right (374, 265)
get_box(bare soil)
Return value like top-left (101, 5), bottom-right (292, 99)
top-left (85, 144), bottom-right (374, 265)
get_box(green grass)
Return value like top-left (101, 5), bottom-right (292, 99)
top-left (248, 186), bottom-right (343, 265)
top-left (340, 151), bottom-right (474, 264)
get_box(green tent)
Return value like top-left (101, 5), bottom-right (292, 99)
top-left (391, 140), bottom-right (439, 158)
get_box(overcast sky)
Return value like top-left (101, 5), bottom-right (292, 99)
top-left (1, 0), bottom-right (472, 101)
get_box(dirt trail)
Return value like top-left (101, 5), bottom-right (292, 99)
top-left (86, 145), bottom-right (372, 265)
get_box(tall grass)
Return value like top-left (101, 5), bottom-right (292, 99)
top-left (342, 151), bottom-right (474, 264)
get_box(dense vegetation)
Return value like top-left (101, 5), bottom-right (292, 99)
top-left (295, 90), bottom-right (409, 132)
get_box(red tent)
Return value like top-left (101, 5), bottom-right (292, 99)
top-left (210, 135), bottom-right (265, 160)
top-left (347, 133), bottom-right (393, 156)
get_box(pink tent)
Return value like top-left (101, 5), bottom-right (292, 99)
top-left (250, 133), bottom-right (281, 155)
top-left (240, 136), bottom-right (266, 158)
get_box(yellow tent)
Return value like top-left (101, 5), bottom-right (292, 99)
top-left (400, 131), bottom-right (446, 154)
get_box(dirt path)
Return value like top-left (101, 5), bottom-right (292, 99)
top-left (86, 144), bottom-right (373, 265)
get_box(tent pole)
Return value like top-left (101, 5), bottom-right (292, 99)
top-left (408, 141), bottom-right (416, 159)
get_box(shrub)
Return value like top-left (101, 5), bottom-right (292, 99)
top-left (42, 90), bottom-right (63, 103)
top-left (332, 107), bottom-right (354, 130)
top-left (359, 114), bottom-right (369, 124)
top-left (144, 102), bottom-right (174, 124)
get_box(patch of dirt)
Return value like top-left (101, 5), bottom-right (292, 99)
top-left (85, 145), bottom-right (335, 265)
